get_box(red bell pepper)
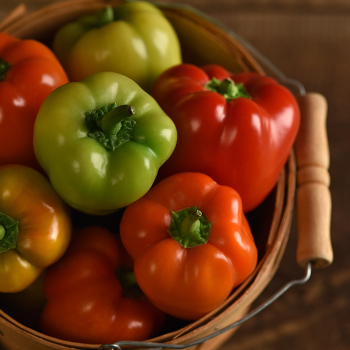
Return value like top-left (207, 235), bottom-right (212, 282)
top-left (0, 32), bottom-right (69, 171)
top-left (120, 172), bottom-right (258, 320)
top-left (151, 63), bottom-right (300, 212)
top-left (40, 226), bottom-right (165, 344)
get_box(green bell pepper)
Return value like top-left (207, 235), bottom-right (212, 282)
top-left (52, 1), bottom-right (182, 92)
top-left (33, 71), bottom-right (177, 215)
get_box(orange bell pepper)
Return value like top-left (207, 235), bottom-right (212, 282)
top-left (0, 165), bottom-right (72, 293)
top-left (120, 172), bottom-right (258, 320)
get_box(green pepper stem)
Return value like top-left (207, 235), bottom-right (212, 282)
top-left (120, 270), bottom-right (137, 287)
top-left (0, 58), bottom-right (11, 81)
top-left (168, 206), bottom-right (212, 248)
top-left (0, 212), bottom-right (19, 253)
top-left (205, 77), bottom-right (251, 101)
top-left (85, 104), bottom-right (136, 151)
top-left (96, 6), bottom-right (115, 26)
top-left (0, 225), bottom-right (5, 240)
top-left (116, 265), bottom-right (143, 299)
top-left (81, 6), bottom-right (115, 29)
top-left (101, 105), bottom-right (136, 136)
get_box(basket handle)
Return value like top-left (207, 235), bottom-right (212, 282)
top-left (0, 4), bottom-right (27, 32)
top-left (295, 92), bottom-right (333, 268)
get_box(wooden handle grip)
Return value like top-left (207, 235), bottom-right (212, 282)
top-left (295, 92), bottom-right (333, 268)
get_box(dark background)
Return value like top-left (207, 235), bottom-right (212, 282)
top-left (1, 1), bottom-right (349, 349)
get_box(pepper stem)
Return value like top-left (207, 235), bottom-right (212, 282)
top-left (0, 225), bottom-right (5, 240)
top-left (205, 77), bottom-right (251, 101)
top-left (0, 212), bottom-right (19, 253)
top-left (168, 206), bottom-right (212, 248)
top-left (0, 58), bottom-right (11, 81)
top-left (116, 265), bottom-right (143, 299)
top-left (81, 6), bottom-right (115, 29)
top-left (85, 103), bottom-right (136, 151)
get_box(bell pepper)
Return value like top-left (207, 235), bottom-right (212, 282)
top-left (0, 165), bottom-right (72, 293)
top-left (151, 63), bottom-right (300, 212)
top-left (33, 71), bottom-right (177, 215)
top-left (40, 226), bottom-right (165, 344)
top-left (120, 172), bottom-right (258, 320)
top-left (0, 32), bottom-right (69, 172)
top-left (52, 1), bottom-right (182, 92)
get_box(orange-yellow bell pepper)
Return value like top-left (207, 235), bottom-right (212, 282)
top-left (0, 165), bottom-right (72, 293)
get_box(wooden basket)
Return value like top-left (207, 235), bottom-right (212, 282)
top-left (0, 1), bottom-right (333, 350)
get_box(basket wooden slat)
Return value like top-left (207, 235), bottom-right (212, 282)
top-left (0, 1), bottom-right (296, 350)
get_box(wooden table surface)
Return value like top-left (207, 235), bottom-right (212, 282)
top-left (1, 1), bottom-right (349, 349)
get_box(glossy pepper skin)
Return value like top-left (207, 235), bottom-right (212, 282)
top-left (120, 172), bottom-right (258, 320)
top-left (40, 226), bottom-right (165, 344)
top-left (152, 63), bottom-right (300, 212)
top-left (0, 32), bottom-right (69, 172)
top-left (33, 71), bottom-right (177, 215)
top-left (0, 165), bottom-right (72, 293)
top-left (53, 1), bottom-right (182, 92)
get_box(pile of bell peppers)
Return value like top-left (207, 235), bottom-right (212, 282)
top-left (0, 0), bottom-right (301, 345)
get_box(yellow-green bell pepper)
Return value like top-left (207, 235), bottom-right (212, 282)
top-left (33, 71), bottom-right (177, 215)
top-left (53, 1), bottom-right (182, 91)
